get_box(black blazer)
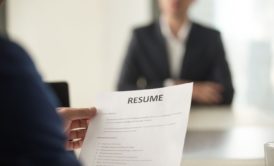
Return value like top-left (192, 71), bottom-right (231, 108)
top-left (117, 21), bottom-right (234, 105)
top-left (0, 37), bottom-right (80, 165)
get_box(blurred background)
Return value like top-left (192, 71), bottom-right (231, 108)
top-left (1, 0), bottom-right (274, 111)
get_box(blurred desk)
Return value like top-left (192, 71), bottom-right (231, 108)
top-left (182, 106), bottom-right (274, 166)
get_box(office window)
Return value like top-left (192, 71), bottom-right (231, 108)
top-left (152, 0), bottom-right (274, 111)
top-left (214, 0), bottom-right (274, 110)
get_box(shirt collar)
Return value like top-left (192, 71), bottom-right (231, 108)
top-left (160, 16), bottom-right (192, 43)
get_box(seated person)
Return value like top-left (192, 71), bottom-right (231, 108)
top-left (0, 33), bottom-right (96, 164)
top-left (117, 0), bottom-right (234, 105)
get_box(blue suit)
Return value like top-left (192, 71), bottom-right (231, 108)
top-left (0, 37), bottom-right (81, 165)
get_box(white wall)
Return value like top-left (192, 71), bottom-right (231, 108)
top-left (189, 0), bottom-right (216, 27)
top-left (101, 0), bottom-right (151, 91)
top-left (7, 0), bottom-right (151, 107)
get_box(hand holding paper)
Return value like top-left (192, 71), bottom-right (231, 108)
top-left (80, 83), bottom-right (193, 166)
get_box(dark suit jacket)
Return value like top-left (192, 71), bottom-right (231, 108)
top-left (0, 37), bottom-right (81, 165)
top-left (117, 21), bottom-right (234, 105)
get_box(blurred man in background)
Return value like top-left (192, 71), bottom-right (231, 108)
top-left (118, 0), bottom-right (234, 105)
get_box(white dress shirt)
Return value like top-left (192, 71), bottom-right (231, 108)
top-left (160, 17), bottom-right (191, 86)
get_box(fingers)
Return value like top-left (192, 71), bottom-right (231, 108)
top-left (68, 129), bottom-right (86, 140)
top-left (59, 107), bottom-right (97, 121)
top-left (68, 119), bottom-right (89, 141)
top-left (193, 82), bottom-right (224, 104)
top-left (70, 119), bottom-right (89, 130)
top-left (199, 91), bottom-right (222, 104)
top-left (206, 82), bottom-right (224, 92)
top-left (57, 107), bottom-right (97, 150)
top-left (66, 139), bottom-right (84, 150)
top-left (66, 128), bottom-right (88, 150)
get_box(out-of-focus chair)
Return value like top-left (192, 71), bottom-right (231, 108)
top-left (47, 82), bottom-right (70, 107)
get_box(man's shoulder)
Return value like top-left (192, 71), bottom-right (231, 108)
top-left (191, 22), bottom-right (221, 37)
top-left (0, 36), bottom-right (25, 57)
top-left (0, 36), bottom-right (16, 51)
top-left (131, 21), bottom-right (221, 38)
top-left (0, 36), bottom-right (33, 67)
top-left (132, 22), bottom-right (159, 37)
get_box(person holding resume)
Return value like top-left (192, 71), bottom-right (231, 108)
top-left (0, 5), bottom-right (96, 164)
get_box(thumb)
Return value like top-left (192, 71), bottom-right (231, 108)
top-left (59, 107), bottom-right (97, 121)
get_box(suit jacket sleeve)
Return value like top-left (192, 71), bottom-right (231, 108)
top-left (0, 39), bottom-right (81, 166)
top-left (117, 31), bottom-right (142, 91)
top-left (209, 33), bottom-right (234, 105)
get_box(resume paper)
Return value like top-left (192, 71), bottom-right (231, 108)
top-left (80, 83), bottom-right (193, 166)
